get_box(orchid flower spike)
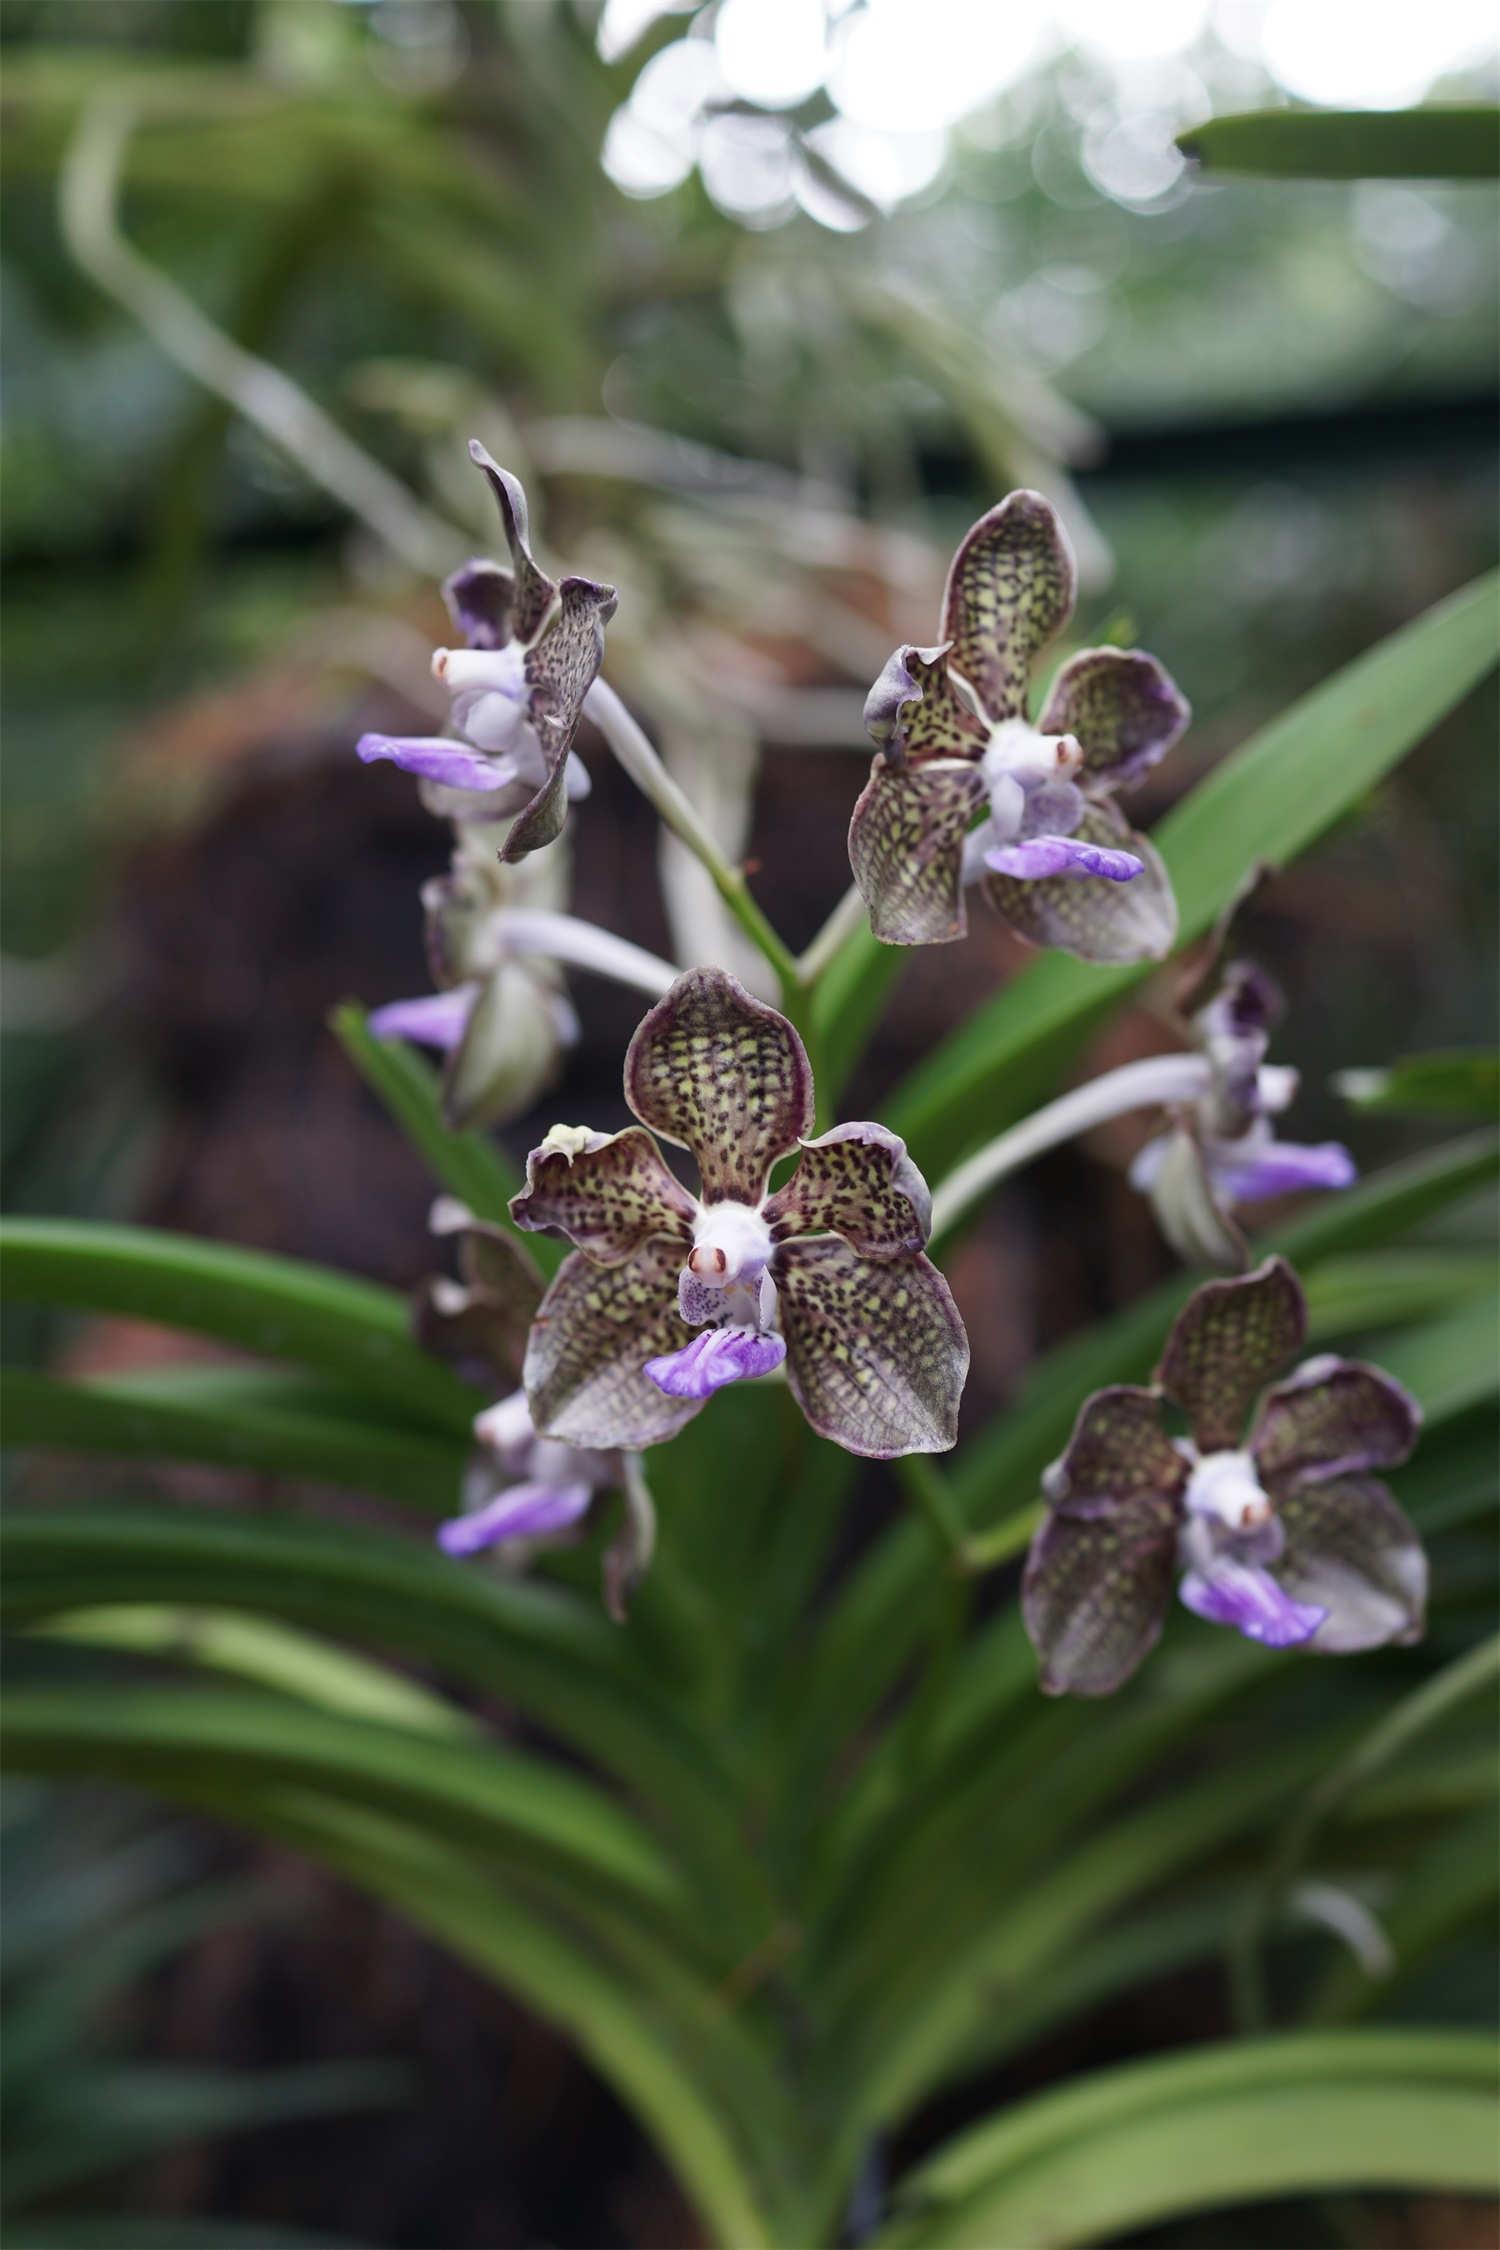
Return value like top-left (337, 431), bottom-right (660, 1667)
top-left (1131, 957), bottom-right (1357, 1269)
top-left (370, 831), bottom-right (577, 1130)
top-left (358, 441), bottom-right (617, 861)
top-left (416, 1199), bottom-right (653, 1619)
top-left (851, 491), bottom-right (1188, 961)
top-left (1023, 1257), bottom-right (1426, 1696)
top-left (509, 966), bottom-right (969, 1458)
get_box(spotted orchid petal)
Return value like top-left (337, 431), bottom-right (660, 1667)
top-left (1272, 1474), bottom-right (1427, 1652)
top-left (764, 1123), bottom-right (932, 1258)
top-left (625, 966), bottom-right (813, 1203)
top-left (942, 490), bottom-right (1076, 724)
top-left (849, 758), bottom-right (988, 945)
top-left (1022, 1487), bottom-right (1181, 1697)
top-left (443, 557), bottom-right (516, 652)
top-left (467, 440), bottom-right (559, 644)
top-left (1251, 1357), bottom-right (1422, 1490)
top-left (357, 734), bottom-right (517, 794)
top-left (502, 577), bottom-right (619, 864)
top-left (511, 1125), bottom-right (696, 1267)
top-left (1156, 1256), bottom-right (1307, 1453)
top-left (523, 1240), bottom-right (703, 1450)
top-left (415, 1201), bottom-right (544, 1391)
top-left (863, 645), bottom-right (985, 764)
top-left (1038, 647), bottom-right (1191, 789)
top-left (437, 1478), bottom-right (593, 1558)
top-left (645, 1326), bottom-right (787, 1399)
top-left (1043, 1384), bottom-right (1189, 1507)
top-left (774, 1237), bottom-right (967, 1458)
top-left (983, 798), bottom-right (1178, 963)
top-left (1210, 1138), bottom-right (1358, 1203)
top-left (983, 833), bottom-right (1143, 882)
top-left (1178, 1557), bottom-right (1327, 1647)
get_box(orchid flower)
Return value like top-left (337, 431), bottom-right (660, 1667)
top-left (509, 966), bottom-right (968, 1458)
top-left (415, 1199), bottom-right (653, 1619)
top-left (851, 490), bottom-right (1188, 961)
top-left (1130, 957), bottom-right (1357, 1268)
top-left (358, 441), bottom-right (616, 861)
top-left (371, 832), bottom-right (578, 1130)
top-left (1024, 1257), bottom-right (1426, 1695)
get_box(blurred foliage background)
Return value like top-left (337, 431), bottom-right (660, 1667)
top-left (2, 0), bottom-right (1496, 2242)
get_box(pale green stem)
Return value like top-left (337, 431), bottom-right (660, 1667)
top-left (583, 678), bottom-right (802, 999)
top-left (61, 95), bottom-right (458, 579)
top-left (496, 910), bottom-right (679, 999)
top-left (797, 881), bottom-right (869, 986)
top-left (929, 1053), bottom-right (1213, 1248)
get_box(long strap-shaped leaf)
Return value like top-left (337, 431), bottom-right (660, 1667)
top-left (0, 1217), bottom-right (476, 1433)
top-left (174, 1786), bottom-right (807, 2248)
top-left (0, 1685), bottom-right (688, 1932)
top-left (0, 1507), bottom-right (772, 1939)
top-left (872, 2031), bottom-right (1497, 2248)
top-left (888, 570), bottom-right (1499, 1173)
top-left (1, 1365), bottom-right (466, 1507)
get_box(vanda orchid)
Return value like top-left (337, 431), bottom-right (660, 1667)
top-left (510, 967), bottom-right (968, 1458)
top-left (21, 379), bottom-right (1490, 2250)
top-left (1130, 952), bottom-right (1358, 1268)
top-left (358, 441), bottom-right (615, 861)
top-left (414, 1196), bottom-right (655, 1617)
top-left (1024, 1258), bottom-right (1426, 1695)
top-left (851, 489), bottom-right (1189, 959)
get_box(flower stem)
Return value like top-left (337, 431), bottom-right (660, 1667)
top-left (496, 910), bottom-right (679, 999)
top-left (797, 881), bottom-right (868, 986)
top-left (898, 1456), bottom-right (969, 1566)
top-left (583, 679), bottom-right (802, 996)
top-left (928, 1053), bottom-right (1213, 1248)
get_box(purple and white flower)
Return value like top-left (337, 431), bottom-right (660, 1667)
top-left (371, 832), bottom-right (579, 1130)
top-left (414, 1199), bottom-right (653, 1618)
top-left (850, 491), bottom-right (1188, 962)
top-left (1023, 1257), bottom-right (1426, 1695)
top-left (1130, 957), bottom-right (1357, 1268)
top-left (357, 441), bottom-right (616, 861)
top-left (509, 966), bottom-right (969, 1458)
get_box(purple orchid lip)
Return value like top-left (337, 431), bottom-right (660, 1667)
top-left (368, 986), bottom-right (476, 1054)
top-left (645, 1326), bottom-right (787, 1400)
top-left (357, 733), bottom-right (516, 793)
top-left (1179, 1559), bottom-right (1328, 1648)
top-left (1211, 1140), bottom-right (1358, 1203)
top-left (984, 836), bottom-right (1144, 883)
top-left (437, 1477), bottom-right (593, 1556)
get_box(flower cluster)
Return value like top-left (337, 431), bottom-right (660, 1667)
top-left (352, 443), bottom-right (1421, 1695)
top-left (851, 491), bottom-right (1188, 961)
top-left (1024, 1258), bottom-right (1425, 1694)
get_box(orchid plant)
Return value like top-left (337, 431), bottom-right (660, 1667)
top-left (5, 428), bottom-right (1496, 2249)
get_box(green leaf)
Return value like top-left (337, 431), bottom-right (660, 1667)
top-left (0, 1507), bottom-right (769, 1937)
top-left (877, 2032), bottom-right (1498, 2248)
top-left (0, 1685), bottom-right (690, 1928)
top-left (1, 1365), bottom-right (466, 1508)
top-left (194, 1789), bottom-right (799, 2248)
top-left (890, 572), bottom-right (1500, 1174)
top-left (331, 1004), bottom-right (558, 1264)
top-left (0, 1218), bottom-right (476, 1433)
top-left (1177, 104), bottom-right (1500, 180)
top-left (30, 1604), bottom-right (476, 1736)
top-left (1335, 1047), bottom-right (1500, 1120)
